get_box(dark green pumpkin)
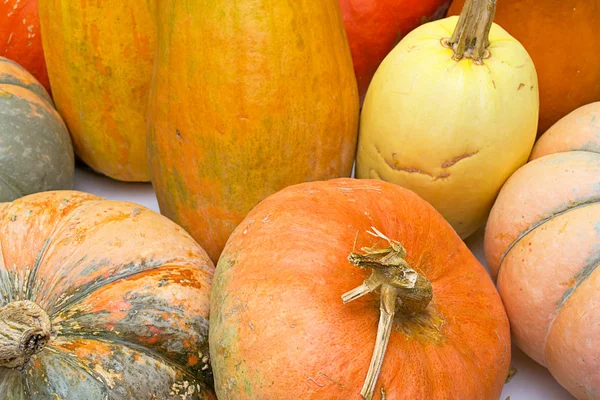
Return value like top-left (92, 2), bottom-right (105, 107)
top-left (0, 57), bottom-right (73, 202)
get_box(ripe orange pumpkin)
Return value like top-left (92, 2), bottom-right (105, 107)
top-left (148, 0), bottom-right (359, 263)
top-left (448, 0), bottom-right (600, 135)
top-left (0, 0), bottom-right (50, 93)
top-left (340, 0), bottom-right (451, 103)
top-left (210, 178), bottom-right (510, 399)
top-left (0, 191), bottom-right (215, 399)
top-left (485, 103), bottom-right (600, 398)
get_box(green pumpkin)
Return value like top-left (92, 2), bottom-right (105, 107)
top-left (0, 57), bottom-right (74, 202)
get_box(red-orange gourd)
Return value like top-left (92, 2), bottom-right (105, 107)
top-left (448, 0), bottom-right (600, 134)
top-left (0, 191), bottom-right (215, 399)
top-left (210, 178), bottom-right (510, 399)
top-left (340, 0), bottom-right (451, 103)
top-left (0, 0), bottom-right (50, 93)
top-left (485, 102), bottom-right (600, 399)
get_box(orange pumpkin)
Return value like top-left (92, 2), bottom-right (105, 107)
top-left (485, 102), bottom-right (600, 398)
top-left (448, 0), bottom-right (600, 135)
top-left (210, 178), bottom-right (510, 399)
top-left (0, 191), bottom-right (215, 399)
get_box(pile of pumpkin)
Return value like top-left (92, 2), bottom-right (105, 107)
top-left (0, 0), bottom-right (599, 398)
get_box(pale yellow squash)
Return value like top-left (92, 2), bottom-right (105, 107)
top-left (356, 0), bottom-right (539, 238)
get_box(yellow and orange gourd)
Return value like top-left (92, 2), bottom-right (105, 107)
top-left (148, 0), bottom-right (359, 262)
top-left (38, 0), bottom-right (156, 181)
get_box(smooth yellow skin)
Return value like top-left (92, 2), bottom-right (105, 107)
top-left (38, 0), bottom-right (156, 182)
top-left (357, 16), bottom-right (539, 238)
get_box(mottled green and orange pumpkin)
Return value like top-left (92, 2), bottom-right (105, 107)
top-left (0, 57), bottom-right (73, 202)
top-left (210, 178), bottom-right (510, 399)
top-left (0, 191), bottom-right (215, 399)
top-left (486, 102), bottom-right (600, 398)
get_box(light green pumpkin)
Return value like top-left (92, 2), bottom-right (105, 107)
top-left (0, 57), bottom-right (74, 202)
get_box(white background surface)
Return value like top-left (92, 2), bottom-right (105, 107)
top-left (73, 166), bottom-right (575, 400)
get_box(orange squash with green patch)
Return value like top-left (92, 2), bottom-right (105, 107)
top-left (37, 0), bottom-right (156, 182)
top-left (148, 0), bottom-right (359, 262)
top-left (0, 191), bottom-right (215, 399)
top-left (210, 178), bottom-right (510, 399)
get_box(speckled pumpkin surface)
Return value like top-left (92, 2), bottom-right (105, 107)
top-left (0, 191), bottom-right (215, 399)
top-left (0, 57), bottom-right (73, 202)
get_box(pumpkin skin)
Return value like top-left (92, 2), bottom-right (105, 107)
top-left (0, 57), bottom-right (52, 105)
top-left (448, 0), bottom-right (600, 135)
top-left (0, 0), bottom-right (50, 93)
top-left (356, 16), bottom-right (538, 239)
top-left (340, 0), bottom-right (451, 103)
top-left (37, 0), bottom-right (156, 182)
top-left (148, 0), bottom-right (359, 263)
top-left (530, 102), bottom-right (600, 159)
top-left (0, 57), bottom-right (73, 202)
top-left (210, 178), bottom-right (511, 399)
top-left (485, 105), bottom-right (600, 398)
top-left (0, 191), bottom-right (215, 399)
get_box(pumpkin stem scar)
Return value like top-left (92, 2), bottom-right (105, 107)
top-left (444, 0), bottom-right (495, 63)
top-left (342, 227), bottom-right (433, 400)
top-left (0, 300), bottom-right (52, 369)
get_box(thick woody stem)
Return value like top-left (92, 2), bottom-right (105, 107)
top-left (0, 300), bottom-right (52, 369)
top-left (342, 227), bottom-right (433, 400)
top-left (446, 0), bottom-right (497, 63)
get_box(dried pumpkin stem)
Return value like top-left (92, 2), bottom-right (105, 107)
top-left (342, 227), bottom-right (433, 400)
top-left (0, 300), bottom-right (52, 369)
top-left (447, 0), bottom-right (496, 63)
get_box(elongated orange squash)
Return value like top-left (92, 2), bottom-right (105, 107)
top-left (38, 0), bottom-right (155, 182)
top-left (148, 0), bottom-right (359, 262)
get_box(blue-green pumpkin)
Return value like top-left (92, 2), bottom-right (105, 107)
top-left (0, 57), bottom-right (74, 202)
